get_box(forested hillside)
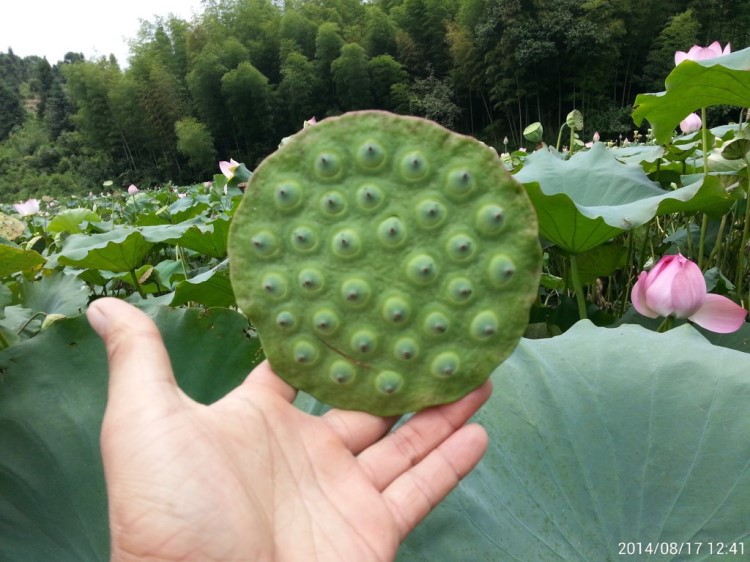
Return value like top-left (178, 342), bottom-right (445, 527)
top-left (1, 0), bottom-right (748, 201)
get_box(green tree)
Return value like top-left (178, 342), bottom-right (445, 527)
top-left (175, 117), bottom-right (217, 172)
top-left (221, 61), bottom-right (274, 160)
top-left (641, 9), bottom-right (701, 93)
top-left (368, 54), bottom-right (408, 110)
top-left (315, 22), bottom-right (345, 100)
top-left (277, 52), bottom-right (323, 132)
top-left (331, 43), bottom-right (374, 110)
top-left (408, 73), bottom-right (461, 129)
top-left (280, 10), bottom-right (318, 59)
top-left (363, 6), bottom-right (398, 57)
top-left (0, 82), bottom-right (24, 140)
top-left (186, 48), bottom-right (234, 154)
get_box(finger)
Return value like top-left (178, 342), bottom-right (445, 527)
top-left (241, 360), bottom-right (297, 403)
top-left (87, 298), bottom-right (183, 415)
top-left (383, 423), bottom-right (489, 541)
top-left (322, 409), bottom-right (399, 454)
top-left (357, 380), bottom-right (492, 491)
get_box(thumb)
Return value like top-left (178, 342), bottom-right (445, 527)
top-left (87, 297), bottom-right (183, 416)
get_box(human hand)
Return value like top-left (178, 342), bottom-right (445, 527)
top-left (88, 298), bottom-right (491, 562)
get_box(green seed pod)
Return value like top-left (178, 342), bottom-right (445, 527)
top-left (228, 111), bottom-right (541, 415)
top-left (566, 109), bottom-right (584, 132)
top-left (523, 122), bottom-right (544, 143)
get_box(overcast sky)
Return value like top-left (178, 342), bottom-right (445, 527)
top-left (1, 0), bottom-right (207, 66)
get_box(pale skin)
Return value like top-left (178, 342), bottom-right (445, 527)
top-left (88, 298), bottom-right (491, 562)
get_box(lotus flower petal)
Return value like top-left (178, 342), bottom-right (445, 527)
top-left (689, 294), bottom-right (747, 333)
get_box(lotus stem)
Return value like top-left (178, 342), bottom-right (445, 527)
top-left (697, 107), bottom-right (709, 269)
top-left (556, 124), bottom-right (566, 152)
top-left (569, 254), bottom-right (587, 320)
top-left (736, 155), bottom-right (750, 303)
top-left (707, 214), bottom-right (728, 267)
top-left (0, 327), bottom-right (10, 350)
top-left (129, 269), bottom-right (146, 299)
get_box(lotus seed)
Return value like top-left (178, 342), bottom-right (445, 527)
top-left (315, 152), bottom-right (341, 178)
top-left (445, 169), bottom-right (475, 199)
top-left (382, 295), bottom-right (411, 324)
top-left (341, 277), bottom-right (371, 307)
top-left (394, 337), bottom-right (419, 361)
top-left (375, 370), bottom-right (403, 395)
top-left (415, 199), bottom-right (447, 229)
top-left (350, 329), bottom-right (377, 354)
top-left (332, 228), bottom-right (362, 258)
top-left (356, 141), bottom-right (386, 169)
top-left (470, 311), bottom-right (499, 340)
top-left (312, 307), bottom-right (340, 335)
top-left (329, 360), bottom-right (356, 384)
top-left (274, 181), bottom-right (303, 210)
top-left (290, 226), bottom-right (318, 252)
top-left (250, 230), bottom-right (279, 257)
top-left (320, 191), bottom-right (346, 215)
top-left (356, 184), bottom-right (384, 210)
top-left (275, 310), bottom-right (296, 330)
top-left (423, 310), bottom-right (450, 335)
top-left (476, 204), bottom-right (506, 235)
top-left (298, 268), bottom-right (325, 293)
top-left (431, 351), bottom-right (460, 378)
top-left (400, 151), bottom-right (428, 180)
top-left (446, 233), bottom-right (476, 261)
top-left (488, 254), bottom-right (516, 287)
top-left (377, 216), bottom-right (407, 246)
top-left (446, 277), bottom-right (474, 303)
top-left (261, 272), bottom-right (288, 299)
top-left (406, 253), bottom-right (438, 284)
top-left (292, 338), bottom-right (319, 365)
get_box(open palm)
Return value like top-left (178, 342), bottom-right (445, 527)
top-left (89, 298), bottom-right (491, 562)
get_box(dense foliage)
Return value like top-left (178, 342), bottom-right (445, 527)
top-left (1, 0), bottom-right (749, 201)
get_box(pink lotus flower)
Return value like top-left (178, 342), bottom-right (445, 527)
top-left (303, 117), bottom-right (317, 128)
top-left (13, 199), bottom-right (40, 216)
top-left (219, 158), bottom-right (240, 179)
top-left (680, 112), bottom-right (702, 134)
top-left (127, 184), bottom-right (139, 195)
top-left (675, 41), bottom-right (731, 65)
top-left (631, 253), bottom-right (747, 333)
top-left (592, 131), bottom-right (600, 143)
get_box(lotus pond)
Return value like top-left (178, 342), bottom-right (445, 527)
top-left (2, 46), bottom-right (750, 561)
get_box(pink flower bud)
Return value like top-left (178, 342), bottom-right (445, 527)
top-left (593, 131), bottom-right (600, 143)
top-left (127, 184), bottom-right (139, 195)
top-left (679, 113), bottom-right (702, 134)
top-left (631, 253), bottom-right (746, 333)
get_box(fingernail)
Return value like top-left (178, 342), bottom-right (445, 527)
top-left (86, 300), bottom-right (109, 338)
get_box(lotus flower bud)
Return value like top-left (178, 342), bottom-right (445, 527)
top-left (631, 253), bottom-right (746, 333)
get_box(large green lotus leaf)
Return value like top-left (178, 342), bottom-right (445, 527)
top-left (398, 320), bottom-right (750, 560)
top-left (46, 208), bottom-right (102, 235)
top-left (633, 47), bottom-right (750, 145)
top-left (171, 261), bottom-right (235, 308)
top-left (177, 215), bottom-right (230, 259)
top-left (515, 144), bottom-right (734, 253)
top-left (20, 272), bottom-right (89, 317)
top-left (57, 228), bottom-right (155, 272)
top-left (0, 305), bottom-right (262, 561)
top-left (0, 244), bottom-right (45, 278)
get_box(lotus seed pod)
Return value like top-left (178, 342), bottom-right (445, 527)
top-left (566, 109), bottom-right (584, 132)
top-left (523, 122), bottom-right (544, 143)
top-left (228, 110), bottom-right (542, 415)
